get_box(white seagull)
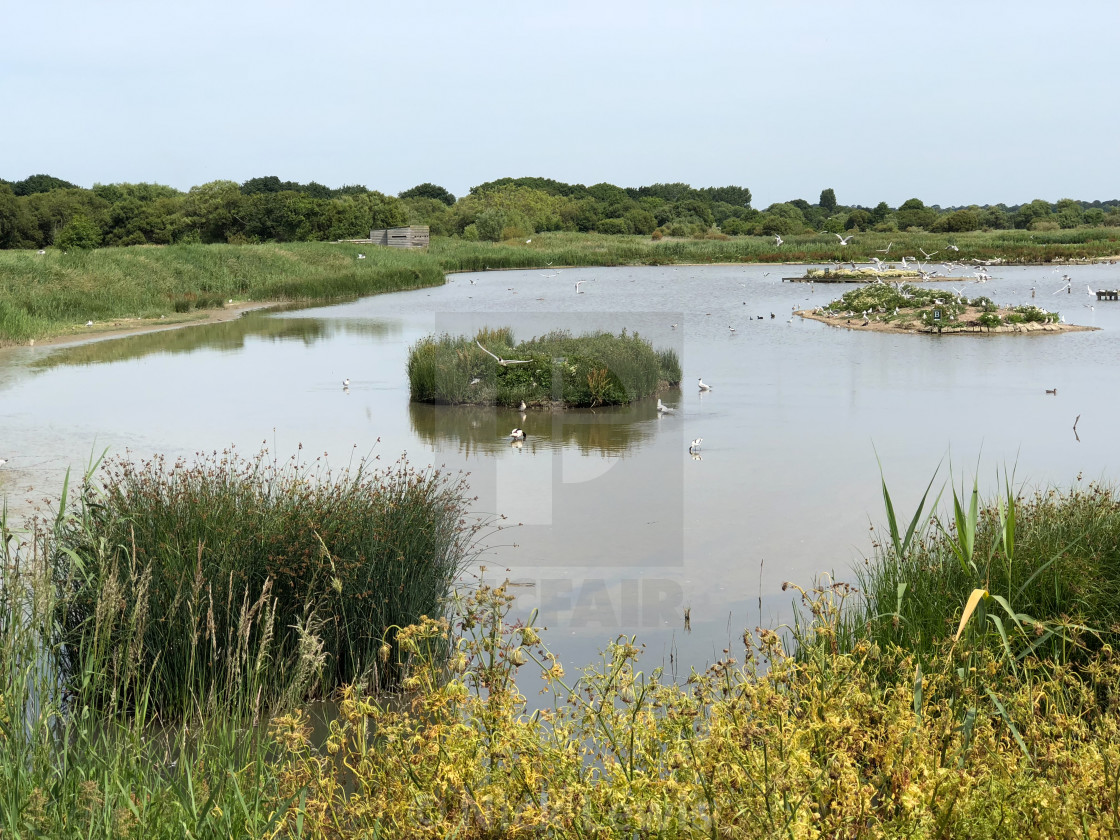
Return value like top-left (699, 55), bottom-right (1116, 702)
top-left (698, 378), bottom-right (712, 392)
top-left (835, 233), bottom-right (854, 246)
top-left (657, 398), bottom-right (674, 414)
top-left (875, 241), bottom-right (892, 254)
top-left (509, 428), bottom-right (526, 440)
top-left (86, 320), bottom-right (93, 327)
top-left (0, 458), bottom-right (7, 467)
top-left (689, 438), bottom-right (703, 454)
top-left (919, 248), bottom-right (938, 260)
top-left (476, 341), bottom-right (531, 366)
top-left (342, 378), bottom-right (350, 388)
top-left (357, 253), bottom-right (366, 259)
top-left (518, 400), bottom-right (527, 411)
top-left (575, 280), bottom-right (585, 294)
top-left (774, 234), bottom-right (783, 247)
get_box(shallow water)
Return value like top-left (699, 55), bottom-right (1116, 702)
top-left (3, 262), bottom-right (1120, 675)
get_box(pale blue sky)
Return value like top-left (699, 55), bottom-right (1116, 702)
top-left (4, 0), bottom-right (1117, 208)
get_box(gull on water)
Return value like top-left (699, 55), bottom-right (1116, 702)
top-left (518, 400), bottom-right (527, 411)
top-left (476, 341), bottom-right (531, 366)
top-left (575, 280), bottom-right (585, 293)
top-left (698, 378), bottom-right (712, 392)
top-left (509, 428), bottom-right (526, 440)
top-left (657, 399), bottom-right (674, 414)
top-left (689, 438), bottom-right (703, 454)
top-left (342, 378), bottom-right (350, 388)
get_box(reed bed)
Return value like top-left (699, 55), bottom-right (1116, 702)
top-left (53, 447), bottom-right (492, 719)
top-left (0, 502), bottom-right (289, 838)
top-left (853, 471), bottom-right (1120, 666)
top-left (407, 327), bottom-right (681, 407)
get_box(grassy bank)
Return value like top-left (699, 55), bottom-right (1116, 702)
top-left (0, 241), bottom-right (443, 344)
top-left (3, 228), bottom-right (1116, 345)
top-left (407, 327), bottom-right (681, 407)
top-left (6, 469), bottom-right (1120, 835)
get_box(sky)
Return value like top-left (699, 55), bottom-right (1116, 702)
top-left (3, 0), bottom-right (1118, 209)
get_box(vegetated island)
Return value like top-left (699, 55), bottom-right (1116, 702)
top-left (407, 327), bottom-right (681, 407)
top-left (795, 260), bottom-right (1005, 283)
top-left (798, 283), bottom-right (1097, 334)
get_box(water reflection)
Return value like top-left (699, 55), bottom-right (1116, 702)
top-left (34, 314), bottom-right (399, 369)
top-left (408, 395), bottom-right (679, 457)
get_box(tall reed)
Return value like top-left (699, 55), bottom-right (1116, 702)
top-left (53, 447), bottom-right (492, 719)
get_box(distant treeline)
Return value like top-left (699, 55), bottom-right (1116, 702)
top-left (2, 172), bottom-right (1119, 250)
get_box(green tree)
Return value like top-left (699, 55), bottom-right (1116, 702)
top-left (1013, 199), bottom-right (1053, 229)
top-left (54, 214), bottom-right (102, 249)
top-left (870, 201), bottom-right (891, 224)
top-left (624, 208), bottom-right (657, 235)
top-left (932, 209), bottom-right (979, 233)
top-left (845, 209), bottom-right (871, 230)
top-left (819, 188), bottom-right (837, 212)
top-left (702, 185), bottom-right (752, 208)
top-left (399, 183), bottom-right (456, 206)
top-left (896, 198), bottom-right (936, 230)
top-left (12, 173), bottom-right (79, 196)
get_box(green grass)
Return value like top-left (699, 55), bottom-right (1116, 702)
top-left (0, 241), bottom-right (443, 344)
top-left (407, 327), bottom-right (681, 407)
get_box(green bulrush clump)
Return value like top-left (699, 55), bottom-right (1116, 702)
top-left (52, 447), bottom-right (492, 719)
top-left (407, 327), bottom-right (680, 407)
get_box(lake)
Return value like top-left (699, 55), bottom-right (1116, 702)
top-left (3, 262), bottom-right (1119, 676)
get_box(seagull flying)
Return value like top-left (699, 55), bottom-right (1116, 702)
top-left (476, 341), bottom-right (531, 366)
top-left (774, 234), bottom-right (783, 247)
top-left (875, 241), bottom-right (892, 254)
top-left (835, 233), bottom-right (854, 245)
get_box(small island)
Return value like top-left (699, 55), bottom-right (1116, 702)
top-left (798, 283), bottom-right (1097, 334)
top-left (407, 327), bottom-right (681, 406)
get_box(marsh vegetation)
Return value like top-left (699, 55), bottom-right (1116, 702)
top-left (407, 327), bottom-right (681, 407)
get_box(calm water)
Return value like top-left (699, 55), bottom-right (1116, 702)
top-left (3, 263), bottom-right (1120, 674)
